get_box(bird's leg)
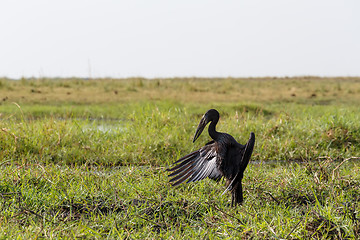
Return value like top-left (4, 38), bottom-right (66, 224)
top-left (231, 181), bottom-right (243, 207)
top-left (237, 181), bottom-right (243, 204)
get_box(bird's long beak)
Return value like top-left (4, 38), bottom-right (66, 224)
top-left (193, 116), bottom-right (208, 143)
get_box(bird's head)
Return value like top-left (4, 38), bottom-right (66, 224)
top-left (193, 109), bottom-right (220, 143)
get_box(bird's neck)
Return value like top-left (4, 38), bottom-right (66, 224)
top-left (208, 119), bottom-right (220, 140)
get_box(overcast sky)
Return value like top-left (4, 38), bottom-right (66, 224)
top-left (0, 0), bottom-right (359, 79)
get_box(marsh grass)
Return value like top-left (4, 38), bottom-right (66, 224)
top-left (1, 77), bottom-right (360, 238)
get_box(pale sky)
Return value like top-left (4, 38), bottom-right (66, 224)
top-left (0, 0), bottom-right (359, 79)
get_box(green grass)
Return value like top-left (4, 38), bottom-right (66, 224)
top-left (1, 161), bottom-right (359, 238)
top-left (2, 102), bottom-right (360, 166)
top-left (1, 77), bottom-right (360, 238)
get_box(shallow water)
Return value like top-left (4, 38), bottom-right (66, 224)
top-left (85, 124), bottom-right (125, 133)
top-left (80, 120), bottom-right (126, 134)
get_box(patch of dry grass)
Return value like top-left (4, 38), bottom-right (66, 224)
top-left (1, 76), bottom-right (360, 105)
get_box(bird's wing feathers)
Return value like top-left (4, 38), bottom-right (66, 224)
top-left (239, 132), bottom-right (255, 172)
top-left (167, 142), bottom-right (222, 186)
top-left (222, 132), bottom-right (255, 194)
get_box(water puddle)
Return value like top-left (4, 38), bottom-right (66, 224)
top-left (83, 124), bottom-right (125, 134)
top-left (79, 119), bottom-right (127, 134)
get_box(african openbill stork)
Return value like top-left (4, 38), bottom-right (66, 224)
top-left (167, 109), bottom-right (255, 206)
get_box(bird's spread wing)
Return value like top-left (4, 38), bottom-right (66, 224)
top-left (167, 142), bottom-right (223, 186)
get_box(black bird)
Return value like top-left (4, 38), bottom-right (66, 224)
top-left (167, 109), bottom-right (255, 206)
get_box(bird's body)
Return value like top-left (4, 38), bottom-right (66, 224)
top-left (167, 109), bottom-right (255, 206)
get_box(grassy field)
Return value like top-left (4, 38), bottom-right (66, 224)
top-left (1, 77), bottom-right (360, 238)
